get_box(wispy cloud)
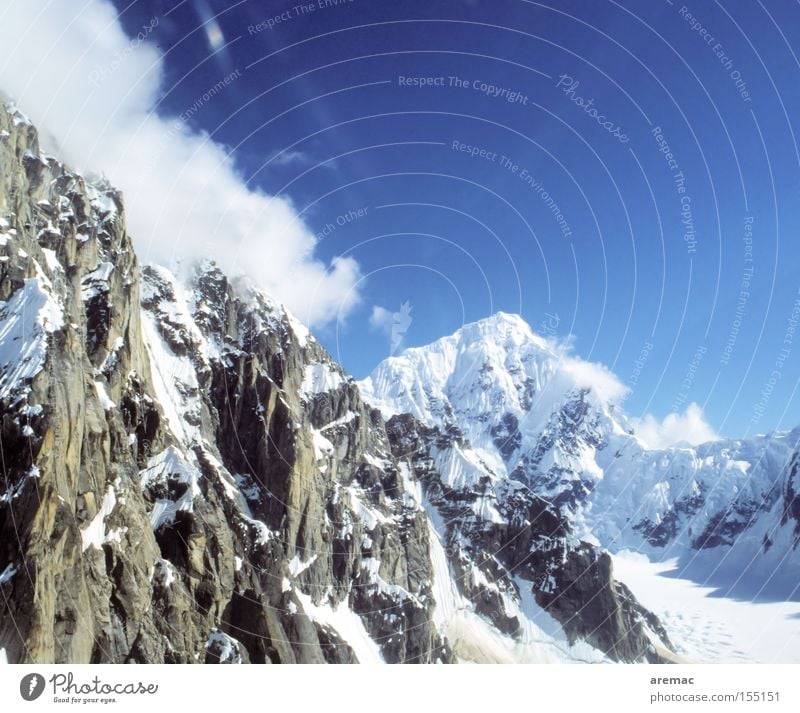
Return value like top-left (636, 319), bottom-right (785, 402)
top-left (266, 149), bottom-right (337, 172)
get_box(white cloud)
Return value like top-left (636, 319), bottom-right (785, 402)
top-left (369, 305), bottom-right (393, 333)
top-left (536, 330), bottom-right (718, 449)
top-left (0, 0), bottom-right (359, 327)
top-left (558, 355), bottom-right (630, 404)
top-left (535, 332), bottom-right (629, 404)
top-left (370, 302), bottom-right (413, 355)
top-left (531, 329), bottom-right (718, 448)
top-left (634, 403), bottom-right (720, 449)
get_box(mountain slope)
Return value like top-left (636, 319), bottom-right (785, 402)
top-left (3, 101), bottom-right (652, 665)
top-left (5, 100), bottom-right (789, 664)
top-left (0, 101), bottom-right (448, 664)
top-left (360, 312), bottom-right (800, 569)
top-left (361, 315), bottom-right (678, 661)
top-left (360, 312), bottom-right (800, 659)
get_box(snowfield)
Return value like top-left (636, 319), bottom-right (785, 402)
top-left (612, 550), bottom-right (800, 663)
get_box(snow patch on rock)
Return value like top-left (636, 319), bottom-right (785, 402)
top-left (0, 277), bottom-right (64, 399)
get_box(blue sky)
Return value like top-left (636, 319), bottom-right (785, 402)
top-left (98, 0), bottom-right (800, 438)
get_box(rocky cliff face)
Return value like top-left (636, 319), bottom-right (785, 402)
top-left (384, 413), bottom-right (672, 663)
top-left (0, 102), bottom-right (448, 664)
top-left (8, 101), bottom-right (761, 665)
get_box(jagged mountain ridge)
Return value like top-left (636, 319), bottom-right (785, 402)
top-left (360, 311), bottom-right (800, 602)
top-left (0, 101), bottom-right (449, 664)
top-left (0, 100), bottom-right (683, 664)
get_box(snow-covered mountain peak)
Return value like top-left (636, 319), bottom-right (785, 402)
top-left (363, 311), bottom-right (800, 576)
top-left (361, 313), bottom-right (554, 419)
top-left (452, 310), bottom-right (544, 343)
top-left (359, 311), bottom-right (638, 514)
top-left (359, 311), bottom-right (627, 447)
top-left (421, 311), bottom-right (555, 363)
